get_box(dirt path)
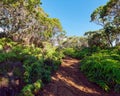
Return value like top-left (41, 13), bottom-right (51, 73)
top-left (39, 57), bottom-right (120, 96)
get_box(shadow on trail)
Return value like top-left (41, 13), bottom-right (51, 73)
top-left (40, 57), bottom-right (108, 96)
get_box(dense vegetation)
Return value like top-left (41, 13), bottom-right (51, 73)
top-left (81, 47), bottom-right (120, 92)
top-left (0, 0), bottom-right (64, 95)
top-left (63, 0), bottom-right (120, 93)
top-left (80, 0), bottom-right (120, 92)
top-left (0, 38), bottom-right (63, 95)
top-left (0, 0), bottom-right (120, 95)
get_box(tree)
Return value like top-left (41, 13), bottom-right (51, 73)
top-left (84, 30), bottom-right (109, 48)
top-left (62, 36), bottom-right (88, 49)
top-left (0, 0), bottom-right (63, 46)
top-left (90, 0), bottom-right (120, 47)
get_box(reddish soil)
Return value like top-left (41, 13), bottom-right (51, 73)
top-left (39, 57), bottom-right (120, 96)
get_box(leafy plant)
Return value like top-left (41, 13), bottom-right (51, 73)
top-left (0, 38), bottom-right (63, 95)
top-left (81, 48), bottom-right (120, 92)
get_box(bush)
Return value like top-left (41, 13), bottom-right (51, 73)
top-left (63, 48), bottom-right (76, 57)
top-left (75, 48), bottom-right (90, 59)
top-left (0, 38), bottom-right (63, 95)
top-left (81, 48), bottom-right (120, 92)
top-left (21, 80), bottom-right (42, 96)
top-left (63, 47), bottom-right (100, 59)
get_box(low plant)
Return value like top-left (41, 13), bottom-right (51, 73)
top-left (0, 38), bottom-right (63, 95)
top-left (81, 48), bottom-right (120, 92)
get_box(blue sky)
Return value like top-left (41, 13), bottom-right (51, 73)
top-left (41, 0), bottom-right (109, 36)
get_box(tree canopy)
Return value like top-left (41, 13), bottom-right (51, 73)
top-left (0, 0), bottom-right (63, 45)
top-left (89, 0), bottom-right (120, 47)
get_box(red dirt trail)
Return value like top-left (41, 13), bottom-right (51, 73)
top-left (39, 57), bottom-right (120, 96)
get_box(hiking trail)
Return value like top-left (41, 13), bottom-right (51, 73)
top-left (39, 57), bottom-right (120, 96)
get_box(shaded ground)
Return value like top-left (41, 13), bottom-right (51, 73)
top-left (0, 61), bottom-right (24, 96)
top-left (39, 57), bottom-right (120, 96)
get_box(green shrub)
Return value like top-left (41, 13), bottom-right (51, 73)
top-left (81, 48), bottom-right (120, 92)
top-left (75, 48), bottom-right (90, 59)
top-left (21, 80), bottom-right (42, 96)
top-left (21, 84), bottom-right (34, 96)
top-left (63, 47), bottom-right (100, 59)
top-left (63, 48), bottom-right (76, 57)
top-left (0, 38), bottom-right (63, 95)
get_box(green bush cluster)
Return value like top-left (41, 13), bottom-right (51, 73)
top-left (63, 48), bottom-right (76, 57)
top-left (81, 47), bottom-right (120, 92)
top-left (0, 38), bottom-right (63, 95)
top-left (20, 80), bottom-right (42, 96)
top-left (63, 47), bottom-right (93, 59)
top-left (75, 48), bottom-right (91, 59)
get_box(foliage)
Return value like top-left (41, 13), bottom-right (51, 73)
top-left (82, 2), bottom-right (120, 92)
top-left (42, 42), bottom-right (63, 76)
top-left (63, 46), bottom-right (101, 59)
top-left (84, 30), bottom-right (110, 48)
top-left (0, 0), bottom-right (63, 46)
top-left (90, 0), bottom-right (120, 47)
top-left (91, 0), bottom-right (119, 26)
top-left (80, 47), bottom-right (120, 92)
top-left (63, 48), bottom-right (76, 57)
top-left (0, 38), bottom-right (63, 95)
top-left (74, 48), bottom-right (91, 59)
top-left (62, 36), bottom-right (88, 49)
top-left (21, 80), bottom-right (42, 96)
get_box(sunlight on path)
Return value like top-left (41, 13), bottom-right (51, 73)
top-left (40, 57), bottom-right (108, 96)
top-left (55, 73), bottom-right (100, 95)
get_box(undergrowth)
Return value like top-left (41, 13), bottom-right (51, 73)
top-left (0, 38), bottom-right (63, 95)
top-left (80, 46), bottom-right (120, 92)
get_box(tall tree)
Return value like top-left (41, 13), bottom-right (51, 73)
top-left (90, 0), bottom-right (120, 47)
top-left (0, 0), bottom-right (63, 46)
top-left (84, 30), bottom-right (109, 48)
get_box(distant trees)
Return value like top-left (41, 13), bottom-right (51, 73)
top-left (62, 36), bottom-right (88, 49)
top-left (85, 30), bottom-right (106, 48)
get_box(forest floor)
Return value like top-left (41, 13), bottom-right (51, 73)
top-left (39, 57), bottom-right (120, 96)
